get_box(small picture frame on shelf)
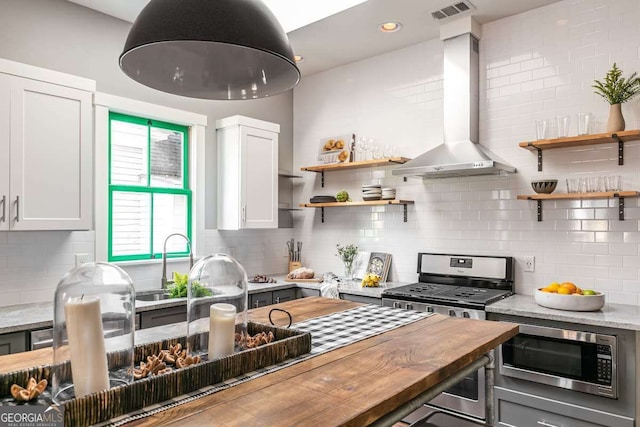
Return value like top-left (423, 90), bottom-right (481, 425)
top-left (318, 134), bottom-right (353, 165)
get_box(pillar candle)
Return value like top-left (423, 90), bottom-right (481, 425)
top-left (65, 296), bottom-right (110, 397)
top-left (208, 303), bottom-right (236, 359)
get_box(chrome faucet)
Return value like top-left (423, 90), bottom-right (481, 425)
top-left (161, 233), bottom-right (194, 289)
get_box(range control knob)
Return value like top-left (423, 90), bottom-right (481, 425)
top-left (393, 301), bottom-right (401, 309)
top-left (406, 303), bottom-right (414, 310)
top-left (426, 306), bottom-right (434, 313)
top-left (448, 309), bottom-right (457, 317)
top-left (462, 311), bottom-right (471, 318)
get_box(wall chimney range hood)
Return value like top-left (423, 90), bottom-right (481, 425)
top-left (392, 30), bottom-right (516, 179)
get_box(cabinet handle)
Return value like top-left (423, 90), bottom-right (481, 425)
top-left (254, 301), bottom-right (260, 308)
top-left (275, 297), bottom-right (280, 304)
top-left (537, 421), bottom-right (560, 427)
top-left (14, 196), bottom-right (19, 222)
top-left (0, 195), bottom-right (5, 222)
top-left (242, 205), bottom-right (246, 223)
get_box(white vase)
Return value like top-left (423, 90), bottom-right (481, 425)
top-left (606, 103), bottom-right (625, 132)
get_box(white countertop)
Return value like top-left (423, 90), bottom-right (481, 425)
top-left (487, 294), bottom-right (640, 331)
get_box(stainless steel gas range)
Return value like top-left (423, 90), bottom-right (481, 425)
top-left (382, 252), bottom-right (514, 423)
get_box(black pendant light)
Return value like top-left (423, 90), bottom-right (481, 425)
top-left (119, 0), bottom-right (300, 100)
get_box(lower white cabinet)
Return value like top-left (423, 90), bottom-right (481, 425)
top-left (495, 386), bottom-right (634, 427)
top-left (217, 115), bottom-right (279, 230)
top-left (340, 293), bottom-right (381, 305)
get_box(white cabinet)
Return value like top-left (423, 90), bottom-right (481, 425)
top-left (217, 115), bottom-right (279, 230)
top-left (0, 59), bottom-right (94, 230)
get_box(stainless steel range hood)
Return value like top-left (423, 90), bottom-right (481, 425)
top-left (393, 32), bottom-right (516, 178)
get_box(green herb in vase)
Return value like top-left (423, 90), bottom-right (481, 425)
top-left (592, 63), bottom-right (640, 132)
top-left (336, 243), bottom-right (359, 283)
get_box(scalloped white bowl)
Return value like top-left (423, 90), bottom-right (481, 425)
top-left (535, 288), bottom-right (605, 311)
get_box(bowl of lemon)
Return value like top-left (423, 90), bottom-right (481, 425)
top-left (535, 282), bottom-right (605, 311)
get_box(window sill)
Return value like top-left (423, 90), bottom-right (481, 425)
top-left (110, 257), bottom-right (200, 267)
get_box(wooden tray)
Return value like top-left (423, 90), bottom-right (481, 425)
top-left (0, 322), bottom-right (311, 427)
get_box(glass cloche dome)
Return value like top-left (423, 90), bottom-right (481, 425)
top-left (52, 262), bottom-right (135, 402)
top-left (186, 253), bottom-right (248, 360)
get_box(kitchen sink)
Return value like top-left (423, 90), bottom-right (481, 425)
top-left (135, 291), bottom-right (178, 301)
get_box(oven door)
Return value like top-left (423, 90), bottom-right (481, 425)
top-left (498, 323), bottom-right (617, 398)
top-left (428, 365), bottom-right (485, 419)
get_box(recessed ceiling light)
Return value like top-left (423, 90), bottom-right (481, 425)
top-left (379, 22), bottom-right (402, 33)
top-left (294, 55), bottom-right (305, 63)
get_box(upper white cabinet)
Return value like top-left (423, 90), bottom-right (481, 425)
top-left (217, 115), bottom-right (279, 230)
top-left (0, 59), bottom-right (94, 231)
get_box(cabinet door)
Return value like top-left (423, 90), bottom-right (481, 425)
top-left (250, 291), bottom-right (273, 309)
top-left (495, 386), bottom-right (633, 427)
top-left (0, 331), bottom-right (27, 355)
top-left (0, 74), bottom-right (9, 231)
top-left (340, 294), bottom-right (381, 305)
top-left (273, 288), bottom-right (296, 304)
top-left (140, 306), bottom-right (187, 329)
top-left (9, 76), bottom-right (92, 230)
top-left (240, 126), bottom-right (278, 229)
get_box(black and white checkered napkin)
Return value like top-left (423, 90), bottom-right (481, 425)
top-left (104, 305), bottom-right (432, 426)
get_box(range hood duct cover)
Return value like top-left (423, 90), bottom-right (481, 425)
top-left (392, 33), bottom-right (516, 178)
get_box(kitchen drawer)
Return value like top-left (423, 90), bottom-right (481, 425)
top-left (0, 331), bottom-right (27, 355)
top-left (495, 386), bottom-right (633, 427)
top-left (140, 306), bottom-right (187, 329)
top-left (250, 291), bottom-right (273, 309)
top-left (297, 288), bottom-right (320, 298)
top-left (273, 288), bottom-right (296, 304)
top-left (340, 293), bottom-right (381, 305)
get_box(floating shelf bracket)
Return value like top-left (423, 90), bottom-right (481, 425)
top-left (613, 133), bottom-right (623, 165)
top-left (321, 207), bottom-right (325, 223)
top-left (619, 196), bottom-right (625, 221)
top-left (537, 200), bottom-right (542, 222)
top-left (404, 204), bottom-right (408, 222)
top-left (537, 148), bottom-right (543, 172)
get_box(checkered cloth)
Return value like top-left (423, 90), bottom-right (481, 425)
top-left (103, 304), bottom-right (432, 426)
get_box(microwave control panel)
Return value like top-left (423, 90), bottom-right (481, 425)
top-left (596, 344), bottom-right (613, 385)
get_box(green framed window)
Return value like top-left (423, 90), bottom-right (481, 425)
top-left (108, 112), bottom-right (191, 261)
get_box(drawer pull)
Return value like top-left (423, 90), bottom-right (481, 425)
top-left (0, 195), bottom-right (5, 222)
top-left (14, 196), bottom-right (19, 222)
top-left (537, 421), bottom-right (560, 427)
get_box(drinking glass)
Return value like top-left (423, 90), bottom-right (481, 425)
top-left (556, 115), bottom-right (570, 138)
top-left (535, 119), bottom-right (550, 140)
top-left (587, 176), bottom-right (599, 192)
top-left (359, 137), bottom-right (368, 161)
top-left (566, 178), bottom-right (579, 193)
top-left (606, 175), bottom-right (621, 191)
top-left (383, 144), bottom-right (392, 158)
top-left (367, 138), bottom-right (376, 160)
top-left (577, 113), bottom-right (593, 135)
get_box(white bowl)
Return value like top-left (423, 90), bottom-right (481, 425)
top-left (534, 288), bottom-right (605, 311)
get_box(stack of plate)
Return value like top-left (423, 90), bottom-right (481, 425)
top-left (362, 184), bottom-right (382, 201)
top-left (381, 187), bottom-right (396, 200)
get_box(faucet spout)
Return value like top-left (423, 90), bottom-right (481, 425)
top-left (161, 233), bottom-right (194, 289)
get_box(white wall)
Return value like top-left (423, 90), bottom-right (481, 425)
top-left (0, 0), bottom-right (294, 306)
top-left (293, 0), bottom-right (640, 305)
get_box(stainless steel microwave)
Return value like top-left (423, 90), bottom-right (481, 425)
top-left (498, 323), bottom-right (617, 398)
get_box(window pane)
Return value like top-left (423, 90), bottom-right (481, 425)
top-left (110, 120), bottom-right (148, 185)
top-left (150, 127), bottom-right (184, 188)
top-left (153, 193), bottom-right (188, 254)
top-left (111, 191), bottom-right (151, 257)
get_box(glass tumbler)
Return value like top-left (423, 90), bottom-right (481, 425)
top-left (535, 119), bottom-right (550, 140)
top-left (606, 175), bottom-right (621, 192)
top-left (577, 113), bottom-right (593, 135)
top-left (556, 115), bottom-right (571, 137)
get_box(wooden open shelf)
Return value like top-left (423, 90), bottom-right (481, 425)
top-left (519, 130), bottom-right (640, 171)
top-left (300, 199), bottom-right (414, 223)
top-left (517, 191), bottom-right (639, 221)
top-left (301, 157), bottom-right (411, 187)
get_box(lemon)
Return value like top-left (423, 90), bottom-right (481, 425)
top-left (557, 287), bottom-right (572, 295)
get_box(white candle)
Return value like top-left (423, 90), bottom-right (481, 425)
top-left (208, 303), bottom-right (236, 359)
top-left (65, 296), bottom-right (110, 397)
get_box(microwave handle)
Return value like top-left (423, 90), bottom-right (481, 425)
top-left (517, 323), bottom-right (598, 344)
top-left (537, 421), bottom-right (560, 427)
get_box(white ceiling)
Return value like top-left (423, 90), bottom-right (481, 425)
top-left (66, 0), bottom-right (562, 76)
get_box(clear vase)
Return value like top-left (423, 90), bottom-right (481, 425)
top-left (343, 261), bottom-right (355, 284)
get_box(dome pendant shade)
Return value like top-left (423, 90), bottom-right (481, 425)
top-left (119, 0), bottom-right (300, 100)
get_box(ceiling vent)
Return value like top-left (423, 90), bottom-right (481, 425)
top-left (430, 1), bottom-right (475, 21)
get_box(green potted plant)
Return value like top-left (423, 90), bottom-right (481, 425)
top-left (592, 63), bottom-right (640, 132)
